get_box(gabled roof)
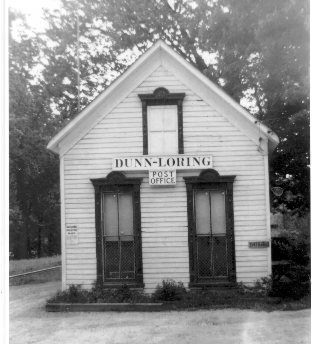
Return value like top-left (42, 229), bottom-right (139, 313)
top-left (47, 40), bottom-right (279, 156)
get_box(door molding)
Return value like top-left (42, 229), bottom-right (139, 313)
top-left (91, 172), bottom-right (143, 287)
top-left (184, 169), bottom-right (236, 287)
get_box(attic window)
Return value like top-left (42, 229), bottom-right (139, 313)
top-left (138, 87), bottom-right (186, 155)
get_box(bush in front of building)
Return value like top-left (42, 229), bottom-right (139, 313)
top-left (270, 215), bottom-right (310, 300)
top-left (236, 278), bottom-right (273, 297)
top-left (269, 265), bottom-right (310, 300)
top-left (90, 282), bottom-right (151, 303)
top-left (47, 284), bottom-right (90, 303)
top-left (152, 279), bottom-right (187, 301)
top-left (47, 282), bottom-right (152, 304)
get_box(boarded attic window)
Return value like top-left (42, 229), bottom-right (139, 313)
top-left (148, 105), bottom-right (178, 154)
top-left (138, 87), bottom-right (185, 155)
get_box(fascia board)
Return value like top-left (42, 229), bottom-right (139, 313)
top-left (160, 44), bottom-right (279, 153)
top-left (47, 41), bottom-right (164, 155)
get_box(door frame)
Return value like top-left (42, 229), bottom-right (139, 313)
top-left (91, 171), bottom-right (144, 288)
top-left (184, 169), bottom-right (236, 287)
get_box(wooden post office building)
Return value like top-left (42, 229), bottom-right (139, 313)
top-left (48, 40), bottom-right (279, 293)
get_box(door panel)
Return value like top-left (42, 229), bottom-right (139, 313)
top-left (105, 241), bottom-right (119, 278)
top-left (118, 193), bottom-right (133, 237)
top-left (103, 193), bottom-right (118, 237)
top-left (195, 191), bottom-right (210, 235)
top-left (194, 190), bottom-right (228, 280)
top-left (120, 238), bottom-right (135, 279)
top-left (212, 236), bottom-right (228, 276)
top-left (102, 191), bottom-right (135, 280)
top-left (197, 236), bottom-right (212, 278)
top-left (210, 191), bottom-right (226, 235)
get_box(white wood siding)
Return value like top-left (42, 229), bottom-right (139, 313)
top-left (63, 66), bottom-right (269, 291)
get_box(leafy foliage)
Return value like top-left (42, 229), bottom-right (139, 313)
top-left (47, 283), bottom-right (152, 304)
top-left (9, 9), bottom-right (61, 258)
top-left (270, 215), bottom-right (310, 299)
top-left (152, 279), bottom-right (186, 301)
top-left (272, 214), bottom-right (310, 263)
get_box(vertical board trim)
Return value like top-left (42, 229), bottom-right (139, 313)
top-left (264, 154), bottom-right (272, 275)
top-left (60, 156), bottom-right (66, 289)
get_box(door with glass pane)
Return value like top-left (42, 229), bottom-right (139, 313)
top-left (102, 191), bottom-right (135, 280)
top-left (194, 190), bottom-right (228, 280)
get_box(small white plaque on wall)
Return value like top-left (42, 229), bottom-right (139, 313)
top-left (149, 170), bottom-right (176, 186)
top-left (249, 241), bottom-right (270, 248)
top-left (66, 225), bottom-right (79, 245)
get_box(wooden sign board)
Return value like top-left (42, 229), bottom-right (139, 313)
top-left (149, 170), bottom-right (176, 186)
top-left (249, 241), bottom-right (270, 248)
top-left (112, 155), bottom-right (212, 171)
top-left (66, 225), bottom-right (79, 245)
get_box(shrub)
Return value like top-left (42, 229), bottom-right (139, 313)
top-left (152, 279), bottom-right (186, 301)
top-left (47, 282), bottom-right (152, 304)
top-left (118, 284), bottom-right (132, 301)
top-left (272, 231), bottom-right (310, 266)
top-left (270, 265), bottom-right (310, 299)
top-left (270, 214), bottom-right (310, 299)
top-left (47, 284), bottom-right (90, 303)
top-left (237, 278), bottom-right (272, 297)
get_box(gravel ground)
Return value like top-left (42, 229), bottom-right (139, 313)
top-left (10, 281), bottom-right (311, 344)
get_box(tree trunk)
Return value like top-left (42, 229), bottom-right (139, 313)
top-left (37, 225), bottom-right (42, 258)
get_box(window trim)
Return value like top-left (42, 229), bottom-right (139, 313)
top-left (91, 171), bottom-right (144, 288)
top-left (184, 169), bottom-right (237, 287)
top-left (138, 87), bottom-right (185, 155)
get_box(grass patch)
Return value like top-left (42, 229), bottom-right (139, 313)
top-left (10, 255), bottom-right (61, 275)
top-left (10, 267), bottom-right (61, 286)
top-left (9, 255), bottom-right (62, 286)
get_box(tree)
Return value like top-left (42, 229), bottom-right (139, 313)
top-left (9, 9), bottom-right (61, 258)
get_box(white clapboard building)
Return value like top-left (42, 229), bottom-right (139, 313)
top-left (48, 40), bottom-right (279, 293)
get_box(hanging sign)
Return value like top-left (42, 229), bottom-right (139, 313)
top-left (112, 155), bottom-right (212, 171)
top-left (249, 241), bottom-right (270, 248)
top-left (66, 225), bottom-right (79, 245)
top-left (149, 170), bottom-right (176, 186)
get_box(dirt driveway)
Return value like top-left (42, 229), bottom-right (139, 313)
top-left (10, 281), bottom-right (310, 344)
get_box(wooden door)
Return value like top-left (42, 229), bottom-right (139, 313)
top-left (102, 191), bottom-right (135, 281)
top-left (194, 190), bottom-right (229, 280)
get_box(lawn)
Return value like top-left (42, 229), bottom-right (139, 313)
top-left (10, 255), bottom-right (61, 275)
top-left (9, 255), bottom-right (62, 286)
